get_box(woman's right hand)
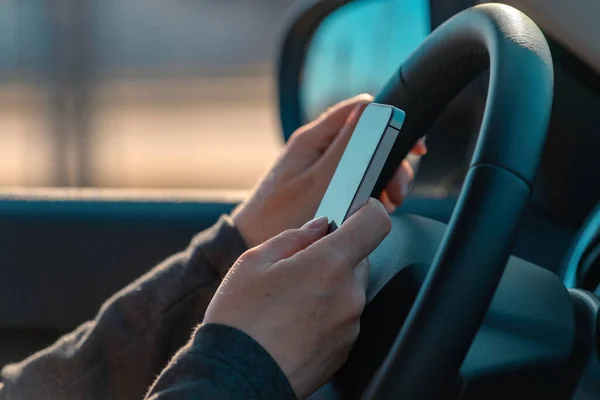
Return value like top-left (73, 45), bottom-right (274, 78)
top-left (204, 198), bottom-right (391, 399)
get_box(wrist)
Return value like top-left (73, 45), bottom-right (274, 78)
top-left (231, 206), bottom-right (263, 249)
top-left (192, 214), bottom-right (249, 278)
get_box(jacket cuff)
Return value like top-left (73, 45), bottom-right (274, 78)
top-left (192, 323), bottom-right (297, 399)
top-left (190, 215), bottom-right (248, 278)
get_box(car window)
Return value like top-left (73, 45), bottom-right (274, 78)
top-left (0, 0), bottom-right (291, 189)
top-left (301, 0), bottom-right (431, 121)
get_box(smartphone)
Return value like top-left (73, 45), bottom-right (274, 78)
top-left (314, 103), bottom-right (405, 231)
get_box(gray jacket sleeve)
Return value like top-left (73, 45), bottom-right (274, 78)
top-left (0, 215), bottom-right (248, 400)
top-left (144, 323), bottom-right (296, 400)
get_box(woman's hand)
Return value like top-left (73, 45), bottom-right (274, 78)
top-left (205, 199), bottom-right (392, 398)
top-left (232, 94), bottom-right (426, 248)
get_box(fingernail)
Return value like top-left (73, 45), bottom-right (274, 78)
top-left (357, 93), bottom-right (374, 102)
top-left (302, 216), bottom-right (328, 230)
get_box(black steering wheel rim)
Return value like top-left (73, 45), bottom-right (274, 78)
top-left (339, 4), bottom-right (554, 399)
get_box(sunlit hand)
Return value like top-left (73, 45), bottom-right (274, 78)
top-left (205, 199), bottom-right (392, 398)
top-left (232, 94), bottom-right (426, 248)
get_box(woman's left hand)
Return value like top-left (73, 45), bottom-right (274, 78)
top-left (232, 94), bottom-right (427, 248)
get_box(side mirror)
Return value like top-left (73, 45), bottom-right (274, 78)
top-left (277, 0), bottom-right (431, 141)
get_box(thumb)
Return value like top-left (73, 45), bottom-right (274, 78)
top-left (253, 216), bottom-right (329, 265)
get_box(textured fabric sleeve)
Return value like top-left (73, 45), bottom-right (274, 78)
top-left (0, 215), bottom-right (248, 400)
top-left (145, 323), bottom-right (296, 400)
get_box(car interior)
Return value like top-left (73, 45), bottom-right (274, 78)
top-left (0, 0), bottom-right (599, 399)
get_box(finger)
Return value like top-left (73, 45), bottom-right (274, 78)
top-left (299, 94), bottom-right (373, 151)
top-left (355, 258), bottom-right (370, 291)
top-left (385, 160), bottom-right (414, 206)
top-left (310, 100), bottom-right (370, 187)
top-left (410, 138), bottom-right (428, 156)
top-left (379, 190), bottom-right (396, 214)
top-left (252, 216), bottom-right (329, 266)
top-left (312, 93), bottom-right (374, 132)
top-left (295, 198), bottom-right (391, 270)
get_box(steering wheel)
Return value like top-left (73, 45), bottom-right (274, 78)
top-left (314, 4), bottom-right (554, 400)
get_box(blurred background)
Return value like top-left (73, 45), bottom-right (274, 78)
top-left (0, 0), bottom-right (295, 189)
top-left (0, 0), bottom-right (434, 191)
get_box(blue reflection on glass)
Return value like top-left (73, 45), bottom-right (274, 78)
top-left (302, 0), bottom-right (430, 120)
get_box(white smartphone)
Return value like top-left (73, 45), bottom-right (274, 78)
top-left (314, 103), bottom-right (405, 231)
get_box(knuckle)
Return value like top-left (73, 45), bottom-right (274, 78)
top-left (350, 288), bottom-right (367, 317)
top-left (279, 229), bottom-right (310, 246)
top-left (359, 257), bottom-right (371, 272)
top-left (289, 125), bottom-right (306, 140)
top-left (350, 321), bottom-right (361, 342)
top-left (288, 131), bottom-right (302, 146)
top-left (238, 248), bottom-right (260, 264)
top-left (288, 127), bottom-right (312, 147)
top-left (356, 259), bottom-right (370, 286)
top-left (367, 199), bottom-right (392, 233)
top-left (381, 212), bottom-right (392, 234)
top-left (236, 247), bottom-right (262, 265)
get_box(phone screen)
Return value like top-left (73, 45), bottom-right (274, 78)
top-left (314, 103), bottom-right (404, 229)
